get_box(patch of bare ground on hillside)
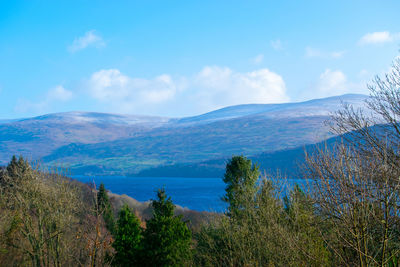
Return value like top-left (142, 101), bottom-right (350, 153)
top-left (107, 191), bottom-right (219, 232)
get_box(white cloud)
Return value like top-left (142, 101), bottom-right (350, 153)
top-left (358, 31), bottom-right (400, 45)
top-left (305, 69), bottom-right (368, 99)
top-left (330, 51), bottom-right (346, 58)
top-left (47, 85), bottom-right (73, 101)
top-left (270, 39), bottom-right (283, 51)
top-left (358, 69), bottom-right (370, 78)
top-left (305, 47), bottom-right (345, 59)
top-left (15, 85), bottom-right (73, 114)
top-left (87, 69), bottom-right (178, 113)
top-left (68, 30), bottom-right (105, 53)
top-left (317, 69), bottom-right (348, 95)
top-left (194, 66), bottom-right (288, 109)
top-left (305, 47), bottom-right (321, 58)
top-left (86, 67), bottom-right (289, 115)
top-left (251, 54), bottom-right (264, 64)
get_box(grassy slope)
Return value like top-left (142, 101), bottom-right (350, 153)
top-left (43, 115), bottom-right (332, 175)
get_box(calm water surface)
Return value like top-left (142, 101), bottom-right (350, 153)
top-left (73, 176), bottom-right (309, 212)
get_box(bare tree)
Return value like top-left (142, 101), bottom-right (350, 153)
top-left (0, 158), bottom-right (114, 266)
top-left (306, 137), bottom-right (400, 266)
top-left (75, 181), bottom-right (114, 267)
top-left (332, 57), bottom-right (400, 171)
top-left (0, 159), bottom-right (83, 266)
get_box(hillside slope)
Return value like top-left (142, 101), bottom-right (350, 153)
top-left (0, 94), bottom-right (367, 175)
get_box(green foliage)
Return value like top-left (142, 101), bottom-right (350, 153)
top-left (112, 205), bottom-right (142, 267)
top-left (222, 155), bottom-right (259, 217)
top-left (194, 218), bottom-right (235, 266)
top-left (283, 185), bottom-right (331, 266)
top-left (143, 188), bottom-right (192, 266)
top-left (387, 253), bottom-right (400, 267)
top-left (97, 183), bottom-right (116, 233)
top-left (195, 156), bottom-right (330, 266)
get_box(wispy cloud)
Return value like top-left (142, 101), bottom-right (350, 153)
top-left (305, 46), bottom-right (345, 59)
top-left (358, 69), bottom-right (370, 78)
top-left (358, 31), bottom-right (400, 45)
top-left (86, 66), bottom-right (289, 115)
top-left (15, 85), bottom-right (73, 114)
top-left (68, 30), bottom-right (105, 53)
top-left (270, 39), bottom-right (283, 51)
top-left (305, 69), bottom-right (367, 99)
top-left (251, 54), bottom-right (264, 64)
top-left (46, 85), bottom-right (73, 101)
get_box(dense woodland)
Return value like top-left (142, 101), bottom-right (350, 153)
top-left (1, 59), bottom-right (400, 266)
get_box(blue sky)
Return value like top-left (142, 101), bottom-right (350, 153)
top-left (0, 1), bottom-right (399, 119)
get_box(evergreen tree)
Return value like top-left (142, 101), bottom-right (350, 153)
top-left (222, 155), bottom-right (259, 217)
top-left (112, 205), bottom-right (143, 267)
top-left (6, 155), bottom-right (30, 178)
top-left (97, 183), bottom-right (115, 233)
top-left (6, 155), bottom-right (19, 175)
top-left (2, 155), bottom-right (31, 188)
top-left (143, 189), bottom-right (192, 266)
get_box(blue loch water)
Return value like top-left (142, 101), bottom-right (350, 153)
top-left (73, 176), bottom-right (310, 212)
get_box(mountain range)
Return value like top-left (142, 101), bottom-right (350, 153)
top-left (0, 94), bottom-right (368, 176)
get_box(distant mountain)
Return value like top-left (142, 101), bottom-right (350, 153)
top-left (0, 94), bottom-right (368, 176)
top-left (0, 112), bottom-right (170, 164)
top-left (176, 94), bottom-right (367, 124)
top-left (0, 118), bottom-right (24, 124)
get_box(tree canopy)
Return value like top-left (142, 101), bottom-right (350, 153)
top-left (143, 188), bottom-right (192, 266)
top-left (222, 155), bottom-right (260, 217)
top-left (112, 205), bottom-right (142, 266)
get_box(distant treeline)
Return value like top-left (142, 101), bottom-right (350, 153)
top-left (132, 138), bottom-right (338, 178)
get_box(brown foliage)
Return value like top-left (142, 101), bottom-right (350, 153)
top-left (0, 158), bottom-right (115, 266)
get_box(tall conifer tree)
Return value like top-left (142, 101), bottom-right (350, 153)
top-left (143, 189), bottom-right (192, 266)
top-left (112, 205), bottom-right (143, 266)
top-left (97, 183), bottom-right (115, 233)
top-left (222, 155), bottom-right (259, 217)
